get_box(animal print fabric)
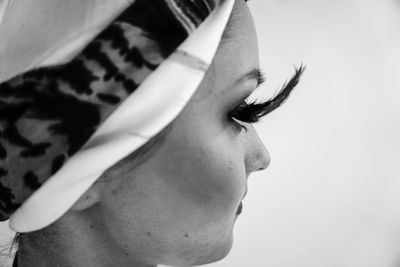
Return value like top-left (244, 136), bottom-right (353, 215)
top-left (0, 0), bottom-right (216, 221)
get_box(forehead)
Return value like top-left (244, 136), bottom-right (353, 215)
top-left (193, 0), bottom-right (259, 100)
top-left (221, 0), bottom-right (250, 43)
top-left (221, 0), bottom-right (257, 49)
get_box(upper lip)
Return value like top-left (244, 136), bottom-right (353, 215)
top-left (242, 187), bottom-right (248, 200)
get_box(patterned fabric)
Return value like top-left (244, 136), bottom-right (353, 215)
top-left (0, 0), bottom-right (216, 221)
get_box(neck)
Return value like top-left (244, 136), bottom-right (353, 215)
top-left (16, 212), bottom-right (157, 267)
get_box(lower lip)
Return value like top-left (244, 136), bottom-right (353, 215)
top-left (236, 202), bottom-right (243, 215)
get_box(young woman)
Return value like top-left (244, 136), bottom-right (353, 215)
top-left (0, 0), bottom-right (303, 266)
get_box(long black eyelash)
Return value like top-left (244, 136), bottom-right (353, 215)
top-left (229, 64), bottom-right (305, 123)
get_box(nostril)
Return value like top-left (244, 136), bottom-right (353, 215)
top-left (258, 156), bottom-right (270, 171)
top-left (257, 147), bottom-right (271, 171)
top-left (245, 144), bottom-right (271, 173)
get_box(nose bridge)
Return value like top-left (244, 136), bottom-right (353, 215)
top-left (244, 125), bottom-right (271, 173)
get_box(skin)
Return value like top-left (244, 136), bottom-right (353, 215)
top-left (18, 0), bottom-right (270, 266)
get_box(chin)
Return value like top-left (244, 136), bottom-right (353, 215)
top-left (187, 232), bottom-right (234, 266)
top-left (161, 224), bottom-right (236, 267)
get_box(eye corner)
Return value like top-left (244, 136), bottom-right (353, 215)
top-left (232, 118), bottom-right (249, 132)
top-left (227, 111), bottom-right (249, 132)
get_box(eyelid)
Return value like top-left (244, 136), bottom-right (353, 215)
top-left (256, 70), bottom-right (266, 87)
top-left (230, 116), bottom-right (249, 132)
top-left (228, 64), bottom-right (305, 125)
top-left (229, 100), bottom-right (260, 124)
top-left (226, 64), bottom-right (304, 137)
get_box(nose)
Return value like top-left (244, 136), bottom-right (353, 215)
top-left (244, 125), bottom-right (271, 173)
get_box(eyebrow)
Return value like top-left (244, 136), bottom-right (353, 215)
top-left (238, 68), bottom-right (266, 88)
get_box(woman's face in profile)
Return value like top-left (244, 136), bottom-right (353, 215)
top-left (91, 0), bottom-right (270, 266)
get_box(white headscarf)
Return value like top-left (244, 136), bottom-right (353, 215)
top-left (0, 0), bottom-right (234, 233)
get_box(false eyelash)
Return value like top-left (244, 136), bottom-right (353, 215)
top-left (228, 64), bottom-right (305, 124)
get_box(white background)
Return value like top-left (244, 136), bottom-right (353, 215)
top-left (2, 0), bottom-right (400, 267)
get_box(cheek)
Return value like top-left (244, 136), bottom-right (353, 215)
top-left (154, 130), bottom-right (246, 220)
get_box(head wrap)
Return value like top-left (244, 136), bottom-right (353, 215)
top-left (0, 0), bottom-right (234, 232)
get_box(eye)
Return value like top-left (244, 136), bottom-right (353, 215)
top-left (227, 101), bottom-right (259, 131)
top-left (227, 65), bottom-right (305, 132)
top-left (230, 116), bottom-right (248, 131)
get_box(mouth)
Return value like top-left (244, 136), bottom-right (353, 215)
top-left (236, 202), bottom-right (243, 215)
top-left (235, 187), bottom-right (248, 215)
